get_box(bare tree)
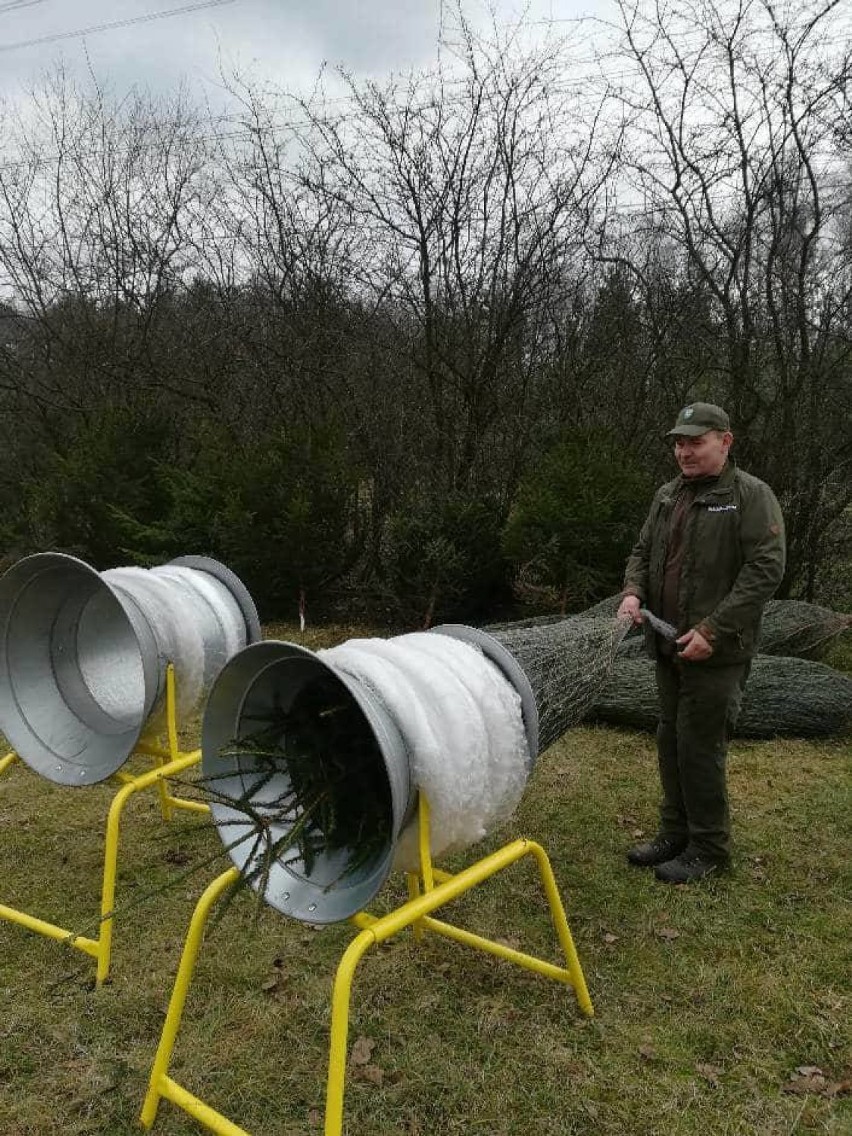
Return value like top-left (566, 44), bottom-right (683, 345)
top-left (605, 0), bottom-right (852, 596)
top-left (280, 16), bottom-right (618, 504)
top-left (0, 70), bottom-right (217, 419)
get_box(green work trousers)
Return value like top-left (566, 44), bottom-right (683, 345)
top-left (654, 656), bottom-right (751, 862)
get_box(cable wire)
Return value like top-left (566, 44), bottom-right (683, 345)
top-left (0, 0), bottom-right (235, 53)
top-left (0, 0), bottom-right (48, 14)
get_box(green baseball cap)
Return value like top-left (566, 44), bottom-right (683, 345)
top-left (666, 402), bottom-right (731, 437)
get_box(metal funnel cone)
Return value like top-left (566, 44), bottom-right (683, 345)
top-left (201, 627), bottom-right (540, 925)
top-left (0, 552), bottom-right (260, 786)
top-left (201, 641), bottom-right (415, 924)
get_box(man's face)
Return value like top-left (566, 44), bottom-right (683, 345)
top-left (674, 430), bottom-right (733, 478)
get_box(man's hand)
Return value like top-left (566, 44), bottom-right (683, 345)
top-left (676, 627), bottom-right (714, 661)
top-left (616, 594), bottom-right (643, 626)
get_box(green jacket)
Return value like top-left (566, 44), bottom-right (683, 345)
top-left (623, 462), bottom-right (786, 665)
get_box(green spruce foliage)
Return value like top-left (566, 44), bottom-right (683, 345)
top-left (382, 495), bottom-right (513, 627)
top-left (202, 673), bottom-right (392, 900)
top-left (1, 403), bottom-right (175, 569)
top-left (503, 430), bottom-right (652, 612)
top-left (115, 420), bottom-right (366, 619)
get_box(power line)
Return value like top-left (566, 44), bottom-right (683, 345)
top-left (0, 8), bottom-right (845, 173)
top-left (0, 0), bottom-right (235, 53)
top-left (0, 0), bottom-right (48, 14)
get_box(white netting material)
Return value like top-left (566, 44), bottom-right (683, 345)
top-left (320, 631), bottom-right (530, 868)
top-left (103, 565), bottom-right (248, 728)
top-left (152, 566), bottom-right (246, 689)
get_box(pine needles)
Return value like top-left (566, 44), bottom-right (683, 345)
top-left (199, 673), bottom-right (393, 909)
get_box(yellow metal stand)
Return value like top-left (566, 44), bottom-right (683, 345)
top-left (0, 665), bottom-right (208, 984)
top-left (141, 795), bottom-right (593, 1136)
top-left (0, 749), bottom-right (17, 776)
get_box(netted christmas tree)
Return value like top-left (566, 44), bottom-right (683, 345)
top-left (487, 613), bottom-right (631, 750)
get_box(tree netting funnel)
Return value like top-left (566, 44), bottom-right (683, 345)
top-left (201, 640), bottom-right (416, 924)
top-left (0, 552), bottom-right (261, 786)
top-left (200, 628), bottom-right (539, 923)
top-left (200, 619), bottom-right (626, 925)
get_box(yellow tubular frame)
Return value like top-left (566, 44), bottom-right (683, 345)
top-left (141, 795), bottom-right (593, 1136)
top-left (0, 665), bottom-right (207, 984)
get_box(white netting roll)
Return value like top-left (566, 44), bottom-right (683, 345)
top-left (151, 565), bottom-right (247, 689)
top-left (320, 631), bottom-right (530, 868)
top-left (103, 566), bottom-right (207, 725)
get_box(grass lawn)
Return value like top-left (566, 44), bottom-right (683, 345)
top-left (0, 622), bottom-right (849, 1135)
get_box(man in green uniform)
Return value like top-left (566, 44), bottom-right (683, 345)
top-left (616, 403), bottom-right (786, 883)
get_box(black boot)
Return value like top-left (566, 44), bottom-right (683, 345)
top-left (626, 836), bottom-right (687, 868)
top-left (654, 851), bottom-right (728, 884)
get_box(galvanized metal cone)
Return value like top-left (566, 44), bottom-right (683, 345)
top-left (201, 640), bottom-right (415, 924)
top-left (200, 627), bottom-right (539, 924)
top-left (0, 552), bottom-right (260, 786)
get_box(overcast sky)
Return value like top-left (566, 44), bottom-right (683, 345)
top-left (0, 1), bottom-right (615, 110)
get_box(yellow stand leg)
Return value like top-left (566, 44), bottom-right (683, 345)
top-left (0, 750), bottom-right (17, 776)
top-left (140, 796), bottom-right (593, 1135)
top-left (96, 746), bottom-right (203, 985)
top-left (0, 665), bottom-right (208, 984)
top-left (140, 868), bottom-right (244, 1134)
top-left (136, 666), bottom-right (211, 822)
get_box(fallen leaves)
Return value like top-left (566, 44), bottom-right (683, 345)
top-left (260, 956), bottom-right (286, 995)
top-left (353, 1064), bottom-right (384, 1086)
top-left (655, 926), bottom-right (680, 941)
top-left (349, 1036), bottom-right (376, 1066)
top-left (638, 1036), bottom-right (657, 1061)
top-left (616, 815), bottom-right (646, 840)
top-left (695, 1062), bottom-right (721, 1087)
top-left (349, 1036), bottom-right (390, 1087)
top-left (782, 1070), bottom-right (826, 1095)
top-left (746, 854), bottom-right (768, 882)
top-left (299, 925), bottom-right (325, 943)
top-left (781, 1065), bottom-right (852, 1098)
